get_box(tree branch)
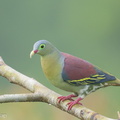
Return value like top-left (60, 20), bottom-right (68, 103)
top-left (0, 56), bottom-right (119, 120)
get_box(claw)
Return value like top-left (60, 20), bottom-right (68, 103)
top-left (58, 96), bottom-right (73, 103)
top-left (67, 98), bottom-right (83, 110)
top-left (57, 94), bottom-right (77, 103)
top-left (57, 95), bottom-right (83, 110)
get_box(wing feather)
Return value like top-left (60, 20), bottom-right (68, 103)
top-left (61, 53), bottom-right (116, 86)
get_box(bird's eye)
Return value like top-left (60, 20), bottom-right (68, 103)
top-left (40, 44), bottom-right (45, 49)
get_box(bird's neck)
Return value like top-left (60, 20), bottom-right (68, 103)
top-left (40, 51), bottom-right (64, 81)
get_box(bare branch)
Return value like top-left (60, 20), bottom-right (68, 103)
top-left (0, 93), bottom-right (43, 103)
top-left (0, 56), bottom-right (118, 120)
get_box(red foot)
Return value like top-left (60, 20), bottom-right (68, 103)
top-left (58, 94), bottom-right (77, 103)
top-left (67, 98), bottom-right (83, 110)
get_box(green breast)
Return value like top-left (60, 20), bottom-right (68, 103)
top-left (41, 53), bottom-right (64, 84)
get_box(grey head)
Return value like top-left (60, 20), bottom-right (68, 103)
top-left (30, 40), bottom-right (59, 58)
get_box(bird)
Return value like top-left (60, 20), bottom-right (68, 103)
top-left (30, 40), bottom-right (120, 110)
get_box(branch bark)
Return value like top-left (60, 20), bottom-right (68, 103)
top-left (0, 56), bottom-right (119, 120)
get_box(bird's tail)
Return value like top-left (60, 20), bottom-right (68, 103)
top-left (107, 78), bottom-right (120, 86)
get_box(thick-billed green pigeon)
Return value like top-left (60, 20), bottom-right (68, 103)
top-left (30, 40), bottom-right (120, 110)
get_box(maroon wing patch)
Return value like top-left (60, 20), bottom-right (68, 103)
top-left (61, 52), bottom-right (97, 80)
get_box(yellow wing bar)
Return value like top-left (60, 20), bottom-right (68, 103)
top-left (67, 74), bottom-right (106, 85)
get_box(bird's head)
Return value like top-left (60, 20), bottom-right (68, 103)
top-left (30, 40), bottom-right (57, 58)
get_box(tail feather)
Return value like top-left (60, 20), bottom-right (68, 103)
top-left (107, 78), bottom-right (120, 86)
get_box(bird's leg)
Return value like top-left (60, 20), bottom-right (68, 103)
top-left (58, 94), bottom-right (77, 103)
top-left (67, 97), bottom-right (83, 110)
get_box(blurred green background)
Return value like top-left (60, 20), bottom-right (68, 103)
top-left (0, 0), bottom-right (120, 120)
